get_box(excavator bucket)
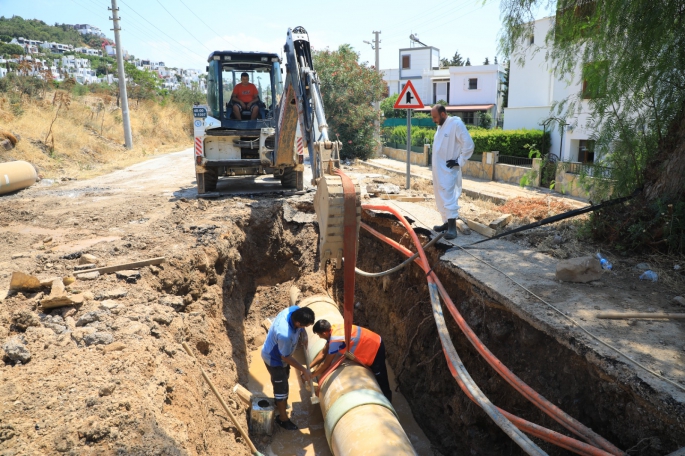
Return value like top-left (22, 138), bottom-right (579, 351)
top-left (314, 174), bottom-right (361, 270)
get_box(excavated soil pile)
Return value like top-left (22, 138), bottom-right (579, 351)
top-left (0, 194), bottom-right (325, 456)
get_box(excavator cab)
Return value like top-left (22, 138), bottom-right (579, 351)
top-left (206, 51), bottom-right (283, 129)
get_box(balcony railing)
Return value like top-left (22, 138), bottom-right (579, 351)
top-left (564, 161), bottom-right (612, 178)
top-left (497, 155), bottom-right (533, 168)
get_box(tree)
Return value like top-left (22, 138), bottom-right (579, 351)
top-left (449, 51), bottom-right (464, 66)
top-left (483, 57), bottom-right (490, 65)
top-left (501, 60), bottom-right (510, 108)
top-left (500, 0), bottom-right (685, 253)
top-left (381, 94), bottom-right (405, 119)
top-left (313, 44), bottom-right (386, 160)
top-left (465, 58), bottom-right (471, 66)
top-left (494, 56), bottom-right (498, 65)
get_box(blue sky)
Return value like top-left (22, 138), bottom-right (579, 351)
top-left (2, 0), bottom-right (542, 70)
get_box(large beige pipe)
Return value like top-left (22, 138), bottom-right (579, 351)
top-left (0, 161), bottom-right (37, 195)
top-left (299, 295), bottom-right (417, 456)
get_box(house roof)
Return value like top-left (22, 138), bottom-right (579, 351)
top-left (415, 104), bottom-right (495, 112)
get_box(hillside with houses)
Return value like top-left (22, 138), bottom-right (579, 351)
top-left (0, 16), bottom-right (206, 92)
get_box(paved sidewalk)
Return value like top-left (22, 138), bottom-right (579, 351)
top-left (364, 158), bottom-right (588, 207)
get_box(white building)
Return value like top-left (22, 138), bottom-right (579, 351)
top-left (503, 16), bottom-right (596, 163)
top-left (0, 58), bottom-right (7, 78)
top-left (40, 41), bottom-right (74, 54)
top-left (72, 24), bottom-right (105, 37)
top-left (10, 37), bottom-right (40, 54)
top-left (383, 46), bottom-right (505, 126)
top-left (74, 47), bottom-right (102, 56)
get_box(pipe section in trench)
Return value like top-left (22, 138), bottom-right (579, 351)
top-left (0, 161), bottom-right (37, 195)
top-left (299, 295), bottom-right (417, 456)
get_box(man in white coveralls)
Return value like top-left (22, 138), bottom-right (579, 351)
top-left (430, 105), bottom-right (475, 239)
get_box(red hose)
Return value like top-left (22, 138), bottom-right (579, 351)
top-left (360, 207), bottom-right (623, 456)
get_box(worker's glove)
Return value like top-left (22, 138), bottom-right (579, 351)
top-left (446, 159), bottom-right (459, 169)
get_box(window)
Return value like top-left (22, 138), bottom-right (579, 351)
top-left (529, 34), bottom-right (535, 45)
top-left (468, 78), bottom-right (478, 90)
top-left (401, 55), bottom-right (411, 69)
top-left (462, 112), bottom-right (475, 124)
top-left (578, 140), bottom-right (595, 163)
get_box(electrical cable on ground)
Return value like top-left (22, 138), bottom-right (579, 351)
top-left (360, 206), bottom-right (626, 455)
top-left (355, 232), bottom-right (444, 277)
top-left (391, 202), bottom-right (685, 395)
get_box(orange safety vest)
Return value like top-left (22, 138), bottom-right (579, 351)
top-left (329, 324), bottom-right (381, 366)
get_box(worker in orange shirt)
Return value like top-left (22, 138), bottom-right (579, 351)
top-left (310, 319), bottom-right (392, 402)
top-left (231, 72), bottom-right (260, 120)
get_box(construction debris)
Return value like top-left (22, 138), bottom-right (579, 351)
top-left (40, 278), bottom-right (85, 309)
top-left (489, 213), bottom-right (512, 230)
top-left (555, 257), bottom-right (604, 283)
top-left (464, 219), bottom-right (496, 238)
top-left (72, 257), bottom-right (166, 276)
top-left (456, 219), bottom-right (472, 235)
top-left (9, 272), bottom-right (41, 291)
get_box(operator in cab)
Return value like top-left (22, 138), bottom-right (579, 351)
top-left (231, 72), bottom-right (260, 120)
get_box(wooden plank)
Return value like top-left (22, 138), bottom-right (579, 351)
top-left (73, 257), bottom-right (166, 276)
top-left (456, 219), bottom-right (472, 235)
top-left (464, 219), bottom-right (496, 238)
top-left (596, 312), bottom-right (685, 320)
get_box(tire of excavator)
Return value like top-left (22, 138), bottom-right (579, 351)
top-left (280, 167), bottom-right (304, 191)
top-left (196, 168), bottom-right (218, 194)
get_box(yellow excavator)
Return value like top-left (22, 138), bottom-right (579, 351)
top-left (192, 26), bottom-right (360, 269)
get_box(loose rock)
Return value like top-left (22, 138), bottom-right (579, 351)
top-left (78, 271), bottom-right (100, 281)
top-left (9, 272), bottom-right (41, 291)
top-left (2, 336), bottom-right (31, 363)
top-left (555, 256), bottom-right (604, 283)
top-left (674, 296), bottom-right (685, 307)
top-left (76, 311), bottom-right (106, 327)
top-left (159, 295), bottom-right (186, 311)
top-left (79, 254), bottom-right (98, 265)
top-left (95, 288), bottom-right (128, 300)
top-left (98, 384), bottom-right (116, 397)
top-left (83, 332), bottom-right (114, 346)
top-left (11, 310), bottom-right (41, 331)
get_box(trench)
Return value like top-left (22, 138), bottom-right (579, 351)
top-left (217, 199), bottom-right (682, 456)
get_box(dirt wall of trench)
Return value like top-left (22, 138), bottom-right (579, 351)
top-left (345, 213), bottom-right (685, 456)
top-left (0, 197), bottom-right (323, 456)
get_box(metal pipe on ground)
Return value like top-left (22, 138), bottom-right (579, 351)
top-left (0, 161), bottom-right (37, 195)
top-left (298, 295), bottom-right (417, 456)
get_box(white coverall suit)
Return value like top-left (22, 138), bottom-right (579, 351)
top-left (431, 116), bottom-right (475, 223)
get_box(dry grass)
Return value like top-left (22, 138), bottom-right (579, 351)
top-left (0, 93), bottom-right (192, 179)
top-left (497, 197), bottom-right (576, 223)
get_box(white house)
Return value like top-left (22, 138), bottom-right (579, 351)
top-left (0, 58), bottom-right (7, 78)
top-left (10, 37), bottom-right (40, 54)
top-left (382, 45), bottom-right (505, 126)
top-left (503, 16), bottom-right (597, 163)
top-left (74, 47), bottom-right (102, 56)
top-left (71, 24), bottom-right (105, 37)
top-left (40, 41), bottom-right (74, 54)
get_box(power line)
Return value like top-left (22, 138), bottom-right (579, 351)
top-left (117, 0), bottom-right (207, 60)
top-left (154, 0), bottom-right (212, 52)
top-left (177, 0), bottom-right (230, 47)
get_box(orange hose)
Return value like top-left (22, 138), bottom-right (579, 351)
top-left (359, 208), bottom-right (623, 456)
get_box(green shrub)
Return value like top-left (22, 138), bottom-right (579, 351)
top-left (470, 128), bottom-right (550, 157)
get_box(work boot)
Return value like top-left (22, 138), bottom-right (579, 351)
top-left (445, 218), bottom-right (458, 240)
top-left (433, 222), bottom-right (448, 232)
top-left (276, 417), bottom-right (299, 430)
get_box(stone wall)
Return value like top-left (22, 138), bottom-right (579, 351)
top-left (495, 163), bottom-right (529, 185)
top-left (382, 146), bottom-right (429, 166)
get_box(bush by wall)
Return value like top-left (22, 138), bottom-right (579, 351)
top-left (471, 129), bottom-right (550, 157)
top-left (385, 126), bottom-right (549, 156)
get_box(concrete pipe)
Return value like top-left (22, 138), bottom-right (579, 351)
top-left (0, 161), bottom-right (37, 196)
top-left (299, 295), bottom-right (417, 456)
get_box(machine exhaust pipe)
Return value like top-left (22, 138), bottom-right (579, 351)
top-left (299, 295), bottom-right (417, 456)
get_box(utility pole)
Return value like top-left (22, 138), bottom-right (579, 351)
top-left (109, 0), bottom-right (133, 149)
top-left (364, 31), bottom-right (382, 156)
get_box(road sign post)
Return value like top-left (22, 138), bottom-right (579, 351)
top-left (393, 80), bottom-right (424, 190)
top-left (406, 108), bottom-right (411, 189)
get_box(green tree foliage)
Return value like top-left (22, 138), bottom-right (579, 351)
top-left (114, 62), bottom-right (162, 105)
top-left (483, 57), bottom-right (490, 65)
top-left (169, 86), bottom-right (206, 111)
top-left (380, 94), bottom-right (405, 119)
top-left (500, 0), bottom-right (685, 252)
top-left (478, 112), bottom-right (493, 129)
top-left (465, 58), bottom-right (471, 66)
top-left (0, 42), bottom-right (24, 56)
top-left (313, 44), bottom-right (385, 160)
top-left (501, 60), bottom-right (510, 108)
top-left (0, 16), bottom-right (88, 47)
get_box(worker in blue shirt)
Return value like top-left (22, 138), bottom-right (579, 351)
top-left (261, 305), bottom-right (315, 430)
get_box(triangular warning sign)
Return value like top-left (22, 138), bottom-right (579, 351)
top-left (393, 80), bottom-right (424, 109)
